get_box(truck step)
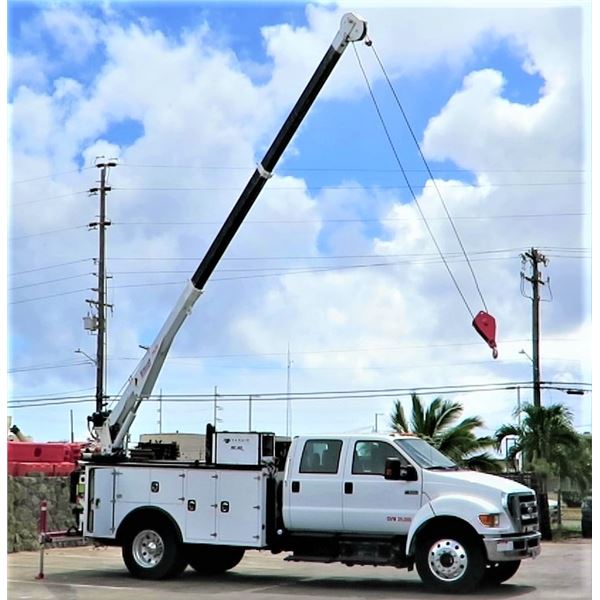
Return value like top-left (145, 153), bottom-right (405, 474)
top-left (285, 555), bottom-right (337, 563)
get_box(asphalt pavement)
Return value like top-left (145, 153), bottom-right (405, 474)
top-left (7, 540), bottom-right (591, 600)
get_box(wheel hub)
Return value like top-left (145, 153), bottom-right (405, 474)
top-left (428, 538), bottom-right (468, 582)
top-left (132, 529), bottom-right (165, 568)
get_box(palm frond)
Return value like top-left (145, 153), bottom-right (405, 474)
top-left (389, 399), bottom-right (409, 433)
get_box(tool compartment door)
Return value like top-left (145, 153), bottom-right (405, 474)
top-left (184, 470), bottom-right (218, 543)
top-left (85, 467), bottom-right (116, 538)
top-left (216, 470), bottom-right (265, 546)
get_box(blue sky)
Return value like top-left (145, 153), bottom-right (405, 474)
top-left (6, 1), bottom-right (591, 445)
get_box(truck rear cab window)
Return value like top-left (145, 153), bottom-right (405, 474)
top-left (299, 440), bottom-right (342, 474)
top-left (352, 441), bottom-right (408, 475)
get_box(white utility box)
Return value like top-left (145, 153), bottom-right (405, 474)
top-left (213, 432), bottom-right (275, 465)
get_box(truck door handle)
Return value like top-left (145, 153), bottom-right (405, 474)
top-left (291, 481), bottom-right (300, 493)
top-left (344, 482), bottom-right (353, 494)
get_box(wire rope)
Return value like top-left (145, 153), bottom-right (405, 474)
top-left (352, 43), bottom-right (474, 318)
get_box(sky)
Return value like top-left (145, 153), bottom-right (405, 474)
top-left (5, 0), bottom-right (593, 449)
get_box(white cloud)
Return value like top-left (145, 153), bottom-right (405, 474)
top-left (7, 3), bottom-right (589, 443)
top-left (41, 6), bottom-right (100, 62)
top-left (9, 52), bottom-right (49, 89)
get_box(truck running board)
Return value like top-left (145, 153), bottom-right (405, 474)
top-left (285, 555), bottom-right (337, 563)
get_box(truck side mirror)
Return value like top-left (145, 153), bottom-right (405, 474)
top-left (384, 458), bottom-right (417, 481)
top-left (399, 465), bottom-right (418, 481)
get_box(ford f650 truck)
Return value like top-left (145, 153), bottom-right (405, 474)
top-left (83, 431), bottom-right (540, 593)
top-left (78, 12), bottom-right (540, 593)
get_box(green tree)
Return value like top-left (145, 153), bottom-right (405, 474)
top-left (390, 394), bottom-right (502, 473)
top-left (495, 403), bottom-right (582, 538)
top-left (494, 403), bottom-right (581, 475)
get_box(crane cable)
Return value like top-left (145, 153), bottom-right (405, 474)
top-left (352, 41), bottom-right (488, 320)
top-left (369, 42), bottom-right (490, 314)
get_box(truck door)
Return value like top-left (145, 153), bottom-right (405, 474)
top-left (342, 440), bottom-right (421, 535)
top-left (284, 438), bottom-right (344, 531)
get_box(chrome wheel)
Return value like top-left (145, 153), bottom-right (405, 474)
top-left (428, 538), bottom-right (468, 582)
top-left (132, 529), bottom-right (165, 569)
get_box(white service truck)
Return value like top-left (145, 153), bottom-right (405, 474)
top-left (78, 12), bottom-right (540, 593)
top-left (83, 431), bottom-right (540, 593)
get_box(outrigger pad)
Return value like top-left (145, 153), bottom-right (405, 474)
top-left (472, 311), bottom-right (498, 359)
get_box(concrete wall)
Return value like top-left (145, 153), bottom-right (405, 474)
top-left (7, 475), bottom-right (76, 553)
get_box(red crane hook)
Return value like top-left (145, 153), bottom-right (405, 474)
top-left (472, 311), bottom-right (498, 359)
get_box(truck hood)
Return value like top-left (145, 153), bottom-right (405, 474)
top-left (423, 469), bottom-right (533, 499)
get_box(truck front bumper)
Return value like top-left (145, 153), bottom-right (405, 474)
top-left (483, 531), bottom-right (541, 562)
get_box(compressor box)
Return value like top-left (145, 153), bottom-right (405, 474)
top-left (213, 431), bottom-right (275, 465)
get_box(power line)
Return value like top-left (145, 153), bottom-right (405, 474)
top-left (8, 360), bottom-right (90, 374)
top-left (9, 225), bottom-right (89, 241)
top-left (9, 335), bottom-right (582, 373)
top-left (8, 288), bottom-right (91, 306)
top-left (110, 211), bottom-right (587, 226)
top-left (6, 213), bottom-right (586, 244)
top-left (104, 247), bottom-right (589, 261)
top-left (11, 190), bottom-right (89, 207)
top-left (7, 252), bottom-right (590, 303)
top-left (9, 258), bottom-right (92, 277)
top-left (11, 167), bottom-right (94, 184)
top-left (10, 387), bottom-right (95, 400)
top-left (7, 380), bottom-right (591, 409)
top-left (8, 272), bottom-right (92, 291)
top-left (117, 162), bottom-right (587, 174)
top-left (110, 181), bottom-right (584, 193)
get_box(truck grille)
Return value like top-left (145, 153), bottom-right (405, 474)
top-left (508, 493), bottom-right (539, 532)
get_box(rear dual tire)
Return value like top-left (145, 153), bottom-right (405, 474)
top-left (122, 522), bottom-right (187, 580)
top-left (186, 545), bottom-right (245, 575)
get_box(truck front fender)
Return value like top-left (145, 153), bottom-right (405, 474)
top-left (406, 495), bottom-right (498, 557)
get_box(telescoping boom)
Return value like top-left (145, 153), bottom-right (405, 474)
top-left (88, 13), bottom-right (368, 456)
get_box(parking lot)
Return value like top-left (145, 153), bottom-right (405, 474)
top-left (8, 540), bottom-right (591, 600)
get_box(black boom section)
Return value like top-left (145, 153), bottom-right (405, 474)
top-left (191, 46), bottom-right (342, 291)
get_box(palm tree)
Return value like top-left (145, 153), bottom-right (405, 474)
top-left (495, 403), bottom-right (581, 539)
top-left (389, 394), bottom-right (502, 473)
top-left (495, 403), bottom-right (580, 474)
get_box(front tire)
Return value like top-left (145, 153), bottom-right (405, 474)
top-left (186, 544), bottom-right (245, 575)
top-left (122, 522), bottom-right (186, 580)
top-left (415, 525), bottom-right (486, 593)
top-left (483, 560), bottom-right (521, 585)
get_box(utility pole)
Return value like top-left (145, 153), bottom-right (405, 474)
top-left (286, 344), bottom-right (292, 437)
top-left (157, 389), bottom-right (163, 433)
top-left (87, 159), bottom-right (117, 416)
top-left (520, 248), bottom-right (548, 408)
top-left (213, 386), bottom-right (222, 429)
top-left (248, 395), bottom-right (253, 432)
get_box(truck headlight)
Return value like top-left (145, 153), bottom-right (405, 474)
top-left (478, 513), bottom-right (500, 527)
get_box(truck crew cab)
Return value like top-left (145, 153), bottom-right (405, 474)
top-left (78, 12), bottom-right (541, 594)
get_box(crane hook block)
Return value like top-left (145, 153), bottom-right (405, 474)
top-left (472, 311), bottom-right (498, 359)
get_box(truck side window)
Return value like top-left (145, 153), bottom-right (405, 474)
top-left (299, 440), bottom-right (342, 474)
top-left (352, 441), bottom-right (407, 475)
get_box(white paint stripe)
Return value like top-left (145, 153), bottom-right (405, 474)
top-left (9, 554), bottom-right (119, 563)
top-left (8, 579), bottom-right (133, 591)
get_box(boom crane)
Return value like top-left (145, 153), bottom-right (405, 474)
top-left (88, 12), bottom-right (368, 457)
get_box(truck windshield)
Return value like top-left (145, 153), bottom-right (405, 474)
top-left (394, 438), bottom-right (456, 469)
